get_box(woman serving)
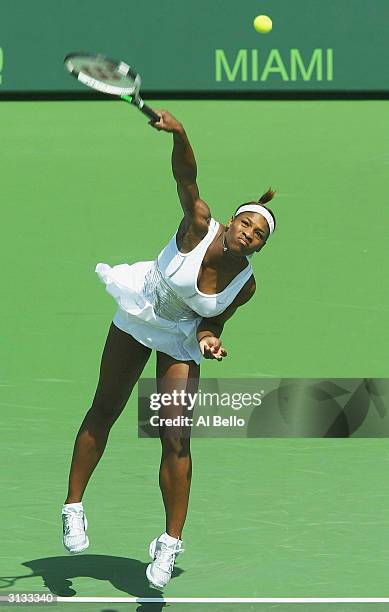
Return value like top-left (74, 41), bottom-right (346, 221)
top-left (61, 109), bottom-right (276, 590)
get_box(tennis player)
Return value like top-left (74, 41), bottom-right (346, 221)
top-left (61, 109), bottom-right (276, 589)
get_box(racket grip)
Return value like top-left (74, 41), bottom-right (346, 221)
top-left (121, 94), bottom-right (160, 123)
top-left (140, 104), bottom-right (160, 122)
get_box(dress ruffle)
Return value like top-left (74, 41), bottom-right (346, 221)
top-left (95, 262), bottom-right (203, 363)
top-left (96, 262), bottom-right (176, 329)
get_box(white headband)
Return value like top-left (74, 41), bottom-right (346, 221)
top-left (234, 204), bottom-right (275, 236)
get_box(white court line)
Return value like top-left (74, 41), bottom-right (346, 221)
top-left (56, 597), bottom-right (389, 603)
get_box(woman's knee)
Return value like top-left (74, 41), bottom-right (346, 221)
top-left (160, 432), bottom-right (191, 458)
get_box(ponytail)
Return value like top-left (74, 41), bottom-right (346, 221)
top-left (258, 187), bottom-right (276, 231)
top-left (258, 187), bottom-right (276, 205)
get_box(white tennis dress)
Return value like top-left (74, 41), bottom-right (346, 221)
top-left (95, 218), bottom-right (253, 364)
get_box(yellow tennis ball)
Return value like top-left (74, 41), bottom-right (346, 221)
top-left (253, 15), bottom-right (272, 34)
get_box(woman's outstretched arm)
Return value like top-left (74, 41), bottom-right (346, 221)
top-left (149, 109), bottom-right (211, 230)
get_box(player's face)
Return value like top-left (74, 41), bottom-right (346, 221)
top-left (227, 212), bottom-right (269, 256)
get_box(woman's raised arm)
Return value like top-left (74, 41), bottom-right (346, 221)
top-left (149, 109), bottom-right (211, 231)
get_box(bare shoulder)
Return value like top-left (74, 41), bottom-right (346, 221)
top-left (234, 274), bottom-right (256, 307)
top-left (176, 213), bottom-right (211, 253)
top-left (177, 183), bottom-right (211, 236)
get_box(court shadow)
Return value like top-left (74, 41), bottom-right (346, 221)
top-left (102, 609), bottom-right (167, 612)
top-left (102, 608), bottom-right (167, 612)
top-left (0, 555), bottom-right (182, 604)
top-left (102, 609), bottom-right (168, 612)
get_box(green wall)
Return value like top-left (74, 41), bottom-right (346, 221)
top-left (0, 0), bottom-right (388, 92)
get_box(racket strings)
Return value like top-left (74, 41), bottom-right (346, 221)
top-left (82, 65), bottom-right (121, 81)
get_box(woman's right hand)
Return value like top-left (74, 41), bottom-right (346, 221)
top-left (199, 336), bottom-right (228, 361)
top-left (149, 109), bottom-right (183, 133)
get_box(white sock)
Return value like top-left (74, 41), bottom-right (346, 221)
top-left (63, 502), bottom-right (83, 511)
top-left (161, 532), bottom-right (181, 545)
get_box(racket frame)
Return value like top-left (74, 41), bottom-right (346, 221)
top-left (64, 53), bottom-right (159, 122)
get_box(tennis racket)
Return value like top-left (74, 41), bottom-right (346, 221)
top-left (64, 53), bottom-right (160, 122)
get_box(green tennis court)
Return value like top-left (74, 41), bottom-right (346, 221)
top-left (1, 99), bottom-right (389, 610)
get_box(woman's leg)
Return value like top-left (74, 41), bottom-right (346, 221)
top-left (155, 351), bottom-right (200, 539)
top-left (64, 323), bottom-right (152, 504)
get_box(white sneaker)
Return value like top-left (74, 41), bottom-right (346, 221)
top-left (62, 503), bottom-right (89, 554)
top-left (146, 532), bottom-right (184, 589)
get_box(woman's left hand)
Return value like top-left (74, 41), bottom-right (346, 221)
top-left (199, 336), bottom-right (228, 361)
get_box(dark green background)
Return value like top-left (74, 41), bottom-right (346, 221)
top-left (0, 0), bottom-right (388, 92)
